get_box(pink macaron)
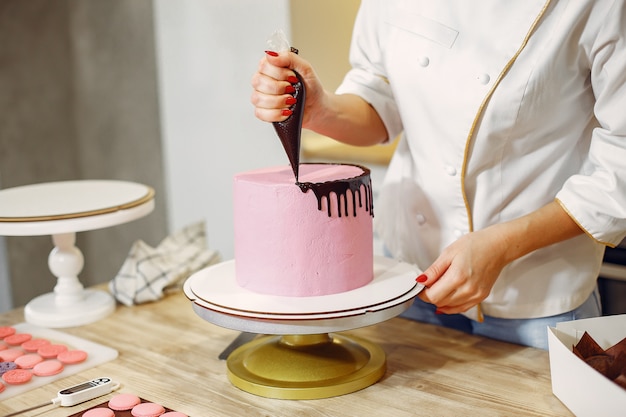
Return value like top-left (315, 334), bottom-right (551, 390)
top-left (37, 343), bottom-right (68, 359)
top-left (21, 338), bottom-right (51, 352)
top-left (4, 333), bottom-right (32, 346)
top-left (32, 359), bottom-right (64, 376)
top-left (131, 402), bottom-right (165, 417)
top-left (14, 353), bottom-right (43, 369)
top-left (108, 393), bottom-right (142, 411)
top-left (82, 408), bottom-right (115, 417)
top-left (0, 326), bottom-right (16, 339)
top-left (0, 348), bottom-right (25, 362)
top-left (57, 349), bottom-right (88, 364)
top-left (2, 369), bottom-right (32, 385)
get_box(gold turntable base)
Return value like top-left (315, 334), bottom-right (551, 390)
top-left (226, 333), bottom-right (386, 399)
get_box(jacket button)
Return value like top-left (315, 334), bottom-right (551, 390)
top-left (445, 165), bottom-right (457, 176)
top-left (416, 214), bottom-right (426, 225)
top-left (418, 56), bottom-right (430, 67)
top-left (478, 73), bottom-right (491, 84)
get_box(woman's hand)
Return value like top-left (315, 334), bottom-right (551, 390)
top-left (250, 50), bottom-right (388, 146)
top-left (250, 50), bottom-right (326, 129)
top-left (417, 225), bottom-right (510, 314)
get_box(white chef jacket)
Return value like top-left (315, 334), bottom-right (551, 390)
top-left (336, 0), bottom-right (626, 319)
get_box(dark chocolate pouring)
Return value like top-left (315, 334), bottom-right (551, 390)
top-left (273, 70), bottom-right (305, 181)
top-left (297, 163), bottom-right (374, 218)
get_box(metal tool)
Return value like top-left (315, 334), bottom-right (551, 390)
top-left (218, 332), bottom-right (257, 360)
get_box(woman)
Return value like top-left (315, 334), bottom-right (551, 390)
top-left (250, 0), bottom-right (626, 349)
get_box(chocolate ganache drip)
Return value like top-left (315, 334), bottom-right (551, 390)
top-left (297, 163), bottom-right (374, 218)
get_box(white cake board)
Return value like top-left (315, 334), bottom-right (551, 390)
top-left (184, 256), bottom-right (424, 334)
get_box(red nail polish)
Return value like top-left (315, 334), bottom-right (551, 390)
top-left (287, 75), bottom-right (299, 84)
top-left (265, 50), bottom-right (279, 57)
top-left (416, 274), bottom-right (428, 283)
top-left (435, 309), bottom-right (443, 315)
top-left (284, 85), bottom-right (296, 94)
top-left (281, 109), bottom-right (293, 116)
top-left (285, 96), bottom-right (297, 105)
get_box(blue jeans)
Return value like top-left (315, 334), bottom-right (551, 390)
top-left (400, 287), bottom-right (602, 350)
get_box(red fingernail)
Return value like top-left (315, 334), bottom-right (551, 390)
top-left (265, 50), bottom-right (279, 57)
top-left (285, 96), bottom-right (297, 105)
top-left (285, 85), bottom-right (296, 94)
top-left (435, 309), bottom-right (443, 315)
top-left (287, 75), bottom-right (299, 84)
top-left (281, 109), bottom-right (293, 116)
top-left (416, 274), bottom-right (428, 283)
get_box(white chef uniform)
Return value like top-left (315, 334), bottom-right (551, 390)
top-left (336, 0), bottom-right (626, 319)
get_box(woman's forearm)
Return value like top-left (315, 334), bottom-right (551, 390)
top-left (496, 200), bottom-right (586, 265)
top-left (304, 92), bottom-right (388, 147)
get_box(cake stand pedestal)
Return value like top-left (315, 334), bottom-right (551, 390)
top-left (0, 180), bottom-right (155, 328)
top-left (184, 256), bottom-right (422, 399)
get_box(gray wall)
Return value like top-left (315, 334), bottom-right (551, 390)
top-left (0, 0), bottom-right (167, 310)
top-left (154, 0), bottom-right (291, 261)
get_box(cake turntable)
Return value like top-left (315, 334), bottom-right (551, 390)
top-left (183, 255), bottom-right (423, 399)
top-left (191, 33), bottom-right (423, 399)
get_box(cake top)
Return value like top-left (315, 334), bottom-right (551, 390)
top-left (236, 163), bottom-right (362, 184)
top-left (236, 163), bottom-right (373, 218)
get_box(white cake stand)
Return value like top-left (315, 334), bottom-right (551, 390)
top-left (0, 180), bottom-right (155, 328)
top-left (184, 256), bottom-right (423, 399)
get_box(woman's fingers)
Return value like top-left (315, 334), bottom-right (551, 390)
top-left (417, 264), bottom-right (490, 314)
top-left (253, 106), bottom-right (292, 123)
top-left (251, 85), bottom-right (298, 122)
top-left (419, 283), bottom-right (484, 314)
top-left (252, 68), bottom-right (296, 95)
top-left (251, 55), bottom-right (301, 122)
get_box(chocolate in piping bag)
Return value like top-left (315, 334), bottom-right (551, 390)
top-left (267, 29), bottom-right (304, 181)
top-left (273, 70), bottom-right (305, 181)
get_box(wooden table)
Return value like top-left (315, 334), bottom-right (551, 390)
top-left (0, 289), bottom-right (572, 417)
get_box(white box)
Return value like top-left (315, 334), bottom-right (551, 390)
top-left (548, 314), bottom-right (626, 417)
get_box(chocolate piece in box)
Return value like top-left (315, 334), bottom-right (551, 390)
top-left (574, 332), bottom-right (626, 389)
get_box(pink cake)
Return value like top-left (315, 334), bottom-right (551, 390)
top-left (233, 163), bottom-right (374, 297)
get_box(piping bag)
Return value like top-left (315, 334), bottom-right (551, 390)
top-left (268, 30), bottom-right (305, 181)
